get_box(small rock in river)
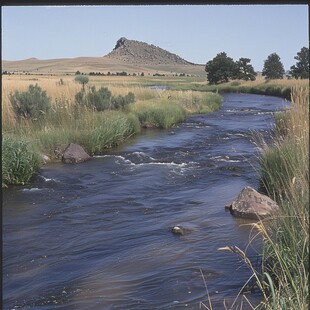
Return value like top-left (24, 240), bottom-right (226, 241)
top-left (231, 173), bottom-right (241, 177)
top-left (62, 143), bottom-right (91, 164)
top-left (171, 225), bottom-right (193, 236)
top-left (41, 154), bottom-right (50, 164)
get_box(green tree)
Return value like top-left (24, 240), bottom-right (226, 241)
top-left (205, 52), bottom-right (237, 84)
top-left (74, 75), bottom-right (89, 91)
top-left (262, 53), bottom-right (285, 79)
top-left (290, 47), bottom-right (309, 79)
top-left (234, 58), bottom-right (257, 81)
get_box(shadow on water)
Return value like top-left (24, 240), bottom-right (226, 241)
top-left (3, 93), bottom-right (289, 309)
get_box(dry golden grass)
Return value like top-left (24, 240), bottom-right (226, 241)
top-left (2, 56), bottom-right (206, 76)
top-left (2, 75), bottom-right (80, 130)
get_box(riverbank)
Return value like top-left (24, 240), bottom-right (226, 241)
top-left (2, 75), bottom-right (307, 188)
top-left (144, 75), bottom-right (309, 101)
top-left (2, 75), bottom-right (222, 186)
top-left (256, 85), bottom-right (309, 309)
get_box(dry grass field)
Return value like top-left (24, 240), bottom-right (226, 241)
top-left (2, 57), bottom-right (206, 76)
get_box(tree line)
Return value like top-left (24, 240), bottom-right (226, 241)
top-left (205, 47), bottom-right (309, 84)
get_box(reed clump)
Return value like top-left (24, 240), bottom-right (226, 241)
top-left (2, 134), bottom-right (42, 187)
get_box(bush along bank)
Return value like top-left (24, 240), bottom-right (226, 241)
top-left (255, 85), bottom-right (309, 309)
top-left (2, 84), bottom-right (222, 186)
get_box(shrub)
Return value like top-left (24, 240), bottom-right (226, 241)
top-left (76, 87), bottom-right (135, 112)
top-left (88, 86), bottom-right (112, 111)
top-left (2, 134), bottom-right (42, 186)
top-left (9, 84), bottom-right (51, 120)
top-left (111, 92), bottom-right (135, 110)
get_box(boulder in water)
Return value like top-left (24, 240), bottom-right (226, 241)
top-left (227, 186), bottom-right (279, 220)
top-left (62, 143), bottom-right (91, 164)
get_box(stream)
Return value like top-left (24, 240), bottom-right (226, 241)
top-left (3, 93), bottom-right (289, 309)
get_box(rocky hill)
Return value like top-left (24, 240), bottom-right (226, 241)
top-left (105, 37), bottom-right (194, 66)
top-left (2, 38), bottom-right (205, 76)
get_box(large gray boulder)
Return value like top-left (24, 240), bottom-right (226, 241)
top-left (62, 143), bottom-right (91, 164)
top-left (228, 186), bottom-right (280, 220)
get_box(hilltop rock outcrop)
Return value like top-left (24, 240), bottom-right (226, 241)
top-left (105, 37), bottom-right (193, 66)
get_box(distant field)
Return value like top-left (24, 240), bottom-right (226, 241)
top-left (2, 57), bottom-right (206, 76)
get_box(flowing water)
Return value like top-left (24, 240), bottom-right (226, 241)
top-left (3, 93), bottom-right (289, 310)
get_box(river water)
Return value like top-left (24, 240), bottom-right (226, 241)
top-left (3, 93), bottom-right (288, 310)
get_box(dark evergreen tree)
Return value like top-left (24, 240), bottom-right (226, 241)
top-left (205, 52), bottom-right (237, 84)
top-left (262, 53), bottom-right (285, 79)
top-left (234, 58), bottom-right (257, 81)
top-left (290, 47), bottom-right (309, 79)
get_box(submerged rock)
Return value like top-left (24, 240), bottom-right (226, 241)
top-left (171, 225), bottom-right (193, 236)
top-left (62, 143), bottom-right (91, 164)
top-left (227, 186), bottom-right (280, 220)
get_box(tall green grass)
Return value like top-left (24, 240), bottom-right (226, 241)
top-left (2, 134), bottom-right (42, 187)
top-left (257, 85), bottom-right (309, 309)
top-left (131, 99), bottom-right (186, 129)
top-left (163, 90), bottom-right (222, 114)
top-left (26, 110), bottom-right (141, 157)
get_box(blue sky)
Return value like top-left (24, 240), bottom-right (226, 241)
top-left (2, 5), bottom-right (308, 71)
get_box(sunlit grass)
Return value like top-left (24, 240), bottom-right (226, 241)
top-left (131, 99), bottom-right (186, 129)
top-left (256, 86), bottom-right (308, 309)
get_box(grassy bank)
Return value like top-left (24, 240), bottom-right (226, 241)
top-left (2, 75), bottom-right (222, 186)
top-left (160, 76), bottom-right (308, 100)
top-left (252, 85), bottom-right (309, 309)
